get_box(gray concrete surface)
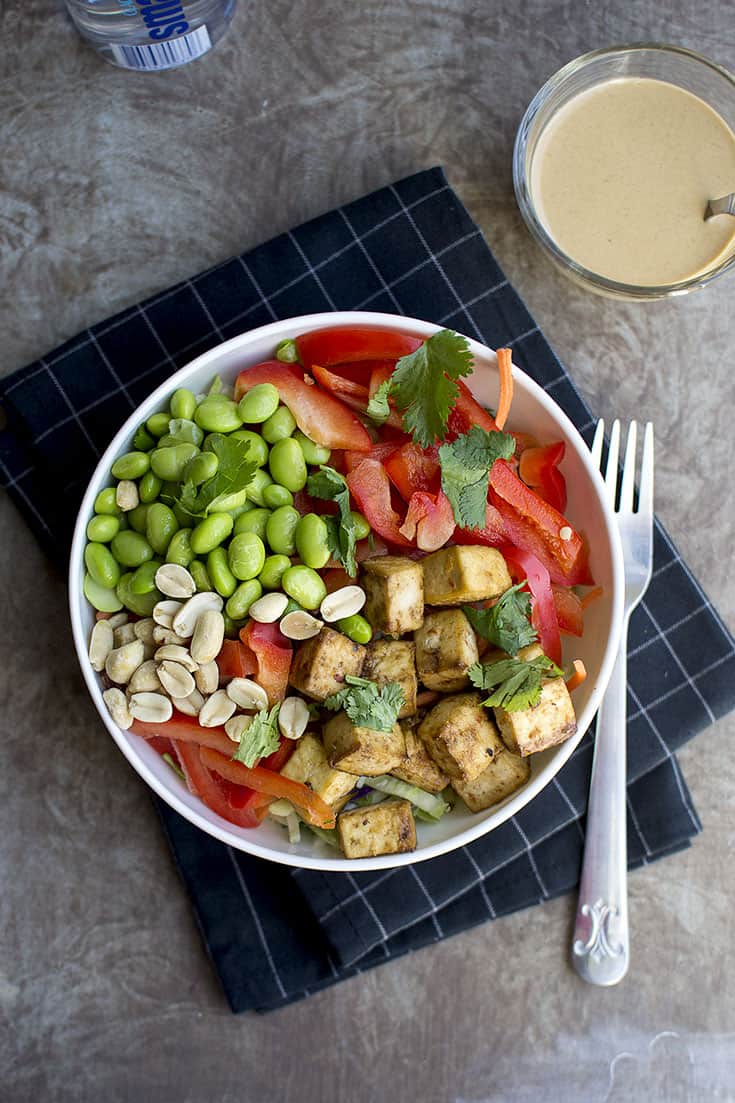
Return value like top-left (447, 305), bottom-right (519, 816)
top-left (2, 2), bottom-right (734, 1100)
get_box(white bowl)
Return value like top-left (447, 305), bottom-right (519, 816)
top-left (69, 312), bottom-right (624, 871)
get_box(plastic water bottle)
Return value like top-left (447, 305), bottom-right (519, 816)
top-left (64, 0), bottom-right (237, 71)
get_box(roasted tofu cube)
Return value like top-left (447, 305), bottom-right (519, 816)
top-left (452, 741), bottom-right (531, 812)
top-left (323, 712), bottom-right (405, 776)
top-left (414, 608), bottom-right (479, 691)
top-left (392, 720), bottom-right (449, 792)
top-left (289, 626), bottom-right (365, 701)
top-left (362, 556), bottom-right (424, 636)
top-left (418, 692), bottom-right (500, 781)
top-left (338, 799), bottom-right (416, 858)
top-left (280, 732), bottom-right (356, 809)
top-left (495, 677), bottom-right (577, 757)
top-left (362, 639), bottom-right (417, 718)
top-left (421, 546), bottom-right (512, 606)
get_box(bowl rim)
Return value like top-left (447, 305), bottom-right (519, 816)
top-left (69, 310), bottom-right (625, 871)
top-left (512, 42), bottom-right (735, 300)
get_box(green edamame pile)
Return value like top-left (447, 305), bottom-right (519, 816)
top-left (83, 376), bottom-right (374, 645)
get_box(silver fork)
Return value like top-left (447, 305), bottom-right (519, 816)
top-left (571, 419), bottom-right (654, 986)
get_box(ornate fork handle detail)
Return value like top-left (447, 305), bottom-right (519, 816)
top-left (573, 900), bottom-right (624, 963)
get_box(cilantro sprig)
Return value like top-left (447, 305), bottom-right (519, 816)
top-left (464, 584), bottom-right (538, 656)
top-left (438, 427), bottom-right (515, 530)
top-left (306, 465), bottom-right (358, 576)
top-left (389, 329), bottom-right (474, 447)
top-left (232, 705), bottom-right (281, 768)
top-left (468, 655), bottom-right (564, 712)
top-left (365, 379), bottom-right (391, 424)
top-left (324, 675), bottom-right (405, 733)
top-left (175, 434), bottom-right (257, 520)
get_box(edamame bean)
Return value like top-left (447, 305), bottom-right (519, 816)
top-left (235, 508), bottom-right (271, 541)
top-left (262, 483), bottom-right (294, 509)
top-left (170, 388), bottom-right (197, 421)
top-left (84, 542), bottom-right (121, 589)
top-left (166, 528), bottom-right (194, 567)
top-left (265, 505), bottom-right (300, 556)
top-left (194, 398), bottom-right (243, 433)
top-left (350, 511), bottom-right (371, 541)
top-left (126, 504), bottom-right (150, 534)
top-left (246, 468), bottom-right (274, 506)
top-left (111, 451), bottom-right (150, 480)
top-left (228, 532), bottom-right (266, 581)
top-left (237, 383), bottom-right (280, 424)
top-left (116, 572), bottom-right (161, 617)
top-left (83, 572), bottom-right (123, 613)
top-left (268, 437), bottom-right (307, 492)
top-left (293, 430), bottom-right (331, 466)
top-left (337, 614), bottom-right (373, 644)
top-left (138, 471), bottom-right (163, 504)
top-left (294, 513), bottom-right (331, 570)
top-left (227, 499), bottom-right (254, 521)
top-left (146, 503), bottom-right (178, 556)
top-left (282, 598), bottom-right (304, 616)
top-left (281, 565), bottom-right (327, 610)
top-left (164, 418), bottom-right (204, 447)
top-left (225, 579), bottom-right (263, 620)
top-left (146, 411), bottom-right (171, 438)
top-left (258, 554), bottom-right (291, 591)
top-left (262, 406), bottom-right (297, 444)
top-left (207, 547), bottom-right (237, 598)
top-left (111, 530), bottom-right (154, 568)
top-left (130, 559), bottom-right (163, 595)
top-left (185, 451), bottom-right (219, 485)
top-left (231, 430), bottom-right (269, 467)
top-left (94, 487), bottom-right (120, 516)
top-left (189, 560), bottom-right (213, 593)
top-left (275, 337), bottom-right (299, 363)
top-left (150, 443), bottom-right (199, 481)
top-left (86, 514), bottom-right (120, 543)
top-left (190, 512), bottom-right (234, 555)
top-left (133, 425), bottom-right (156, 452)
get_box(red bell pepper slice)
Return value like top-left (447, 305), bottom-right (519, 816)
top-left (295, 326), bottom-right (422, 371)
top-left (453, 502), bottom-right (507, 547)
top-left (384, 441), bottom-right (440, 501)
top-left (446, 379), bottom-right (498, 438)
top-left (172, 740), bottom-right (267, 828)
top-left (132, 711), bottom-right (236, 757)
top-left (147, 735), bottom-right (173, 758)
top-left (200, 747), bottom-right (336, 829)
top-left (216, 638), bottom-right (256, 682)
top-left (311, 363), bottom-right (370, 402)
top-left (519, 442), bottom-right (567, 513)
top-left (502, 545), bottom-right (562, 665)
top-left (344, 441), bottom-right (399, 473)
top-left (552, 584), bottom-right (584, 637)
top-left (234, 361), bottom-right (371, 451)
top-left (399, 489), bottom-right (455, 551)
top-left (238, 620), bottom-right (292, 706)
top-left (345, 459), bottom-right (414, 547)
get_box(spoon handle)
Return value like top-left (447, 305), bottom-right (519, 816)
top-left (705, 193), bottom-right (735, 219)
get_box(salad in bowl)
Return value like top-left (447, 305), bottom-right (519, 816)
top-left (71, 313), bottom-right (623, 869)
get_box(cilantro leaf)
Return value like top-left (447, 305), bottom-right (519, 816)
top-left (306, 465), bottom-right (358, 577)
top-left (463, 583), bottom-right (538, 656)
top-left (389, 329), bottom-right (474, 447)
top-left (365, 379), bottom-right (392, 424)
top-left (176, 434), bottom-right (257, 521)
top-left (324, 675), bottom-right (405, 733)
top-left (468, 655), bottom-right (564, 712)
top-left (438, 427), bottom-right (515, 529)
top-left (232, 705), bottom-right (281, 768)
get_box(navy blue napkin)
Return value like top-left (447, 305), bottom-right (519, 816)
top-left (2, 168), bottom-right (731, 1013)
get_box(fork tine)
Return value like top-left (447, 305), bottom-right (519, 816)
top-left (591, 418), bottom-right (605, 470)
top-left (638, 421), bottom-right (654, 517)
top-left (605, 419), bottom-right (621, 501)
top-left (619, 421), bottom-right (637, 512)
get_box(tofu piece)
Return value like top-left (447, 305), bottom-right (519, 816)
top-left (495, 677), bottom-right (577, 757)
top-left (418, 692), bottom-right (500, 781)
top-left (392, 720), bottom-right (449, 792)
top-left (288, 626), bottom-right (365, 701)
top-left (421, 546), bottom-right (512, 606)
top-left (452, 739), bottom-right (531, 812)
top-left (323, 712), bottom-right (406, 776)
top-left (362, 639), bottom-right (417, 718)
top-left (338, 799), bottom-right (416, 858)
top-left (280, 732), bottom-right (356, 809)
top-left (361, 556), bottom-right (424, 636)
top-left (414, 608), bottom-right (479, 691)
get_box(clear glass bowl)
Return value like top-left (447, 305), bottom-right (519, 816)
top-left (513, 44), bottom-right (735, 300)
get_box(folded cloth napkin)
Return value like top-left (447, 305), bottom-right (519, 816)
top-left (2, 167), bottom-right (733, 1013)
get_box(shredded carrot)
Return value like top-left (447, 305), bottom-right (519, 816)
top-left (579, 586), bottom-right (603, 611)
top-left (566, 659), bottom-right (587, 692)
top-left (495, 348), bottom-right (514, 431)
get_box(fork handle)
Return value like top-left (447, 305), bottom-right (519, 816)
top-left (571, 618), bottom-right (630, 985)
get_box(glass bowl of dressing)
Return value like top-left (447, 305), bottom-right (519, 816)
top-left (513, 44), bottom-right (735, 299)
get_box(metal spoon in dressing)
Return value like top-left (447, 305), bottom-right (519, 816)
top-left (531, 77), bottom-right (735, 285)
top-left (705, 193), bottom-right (735, 219)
